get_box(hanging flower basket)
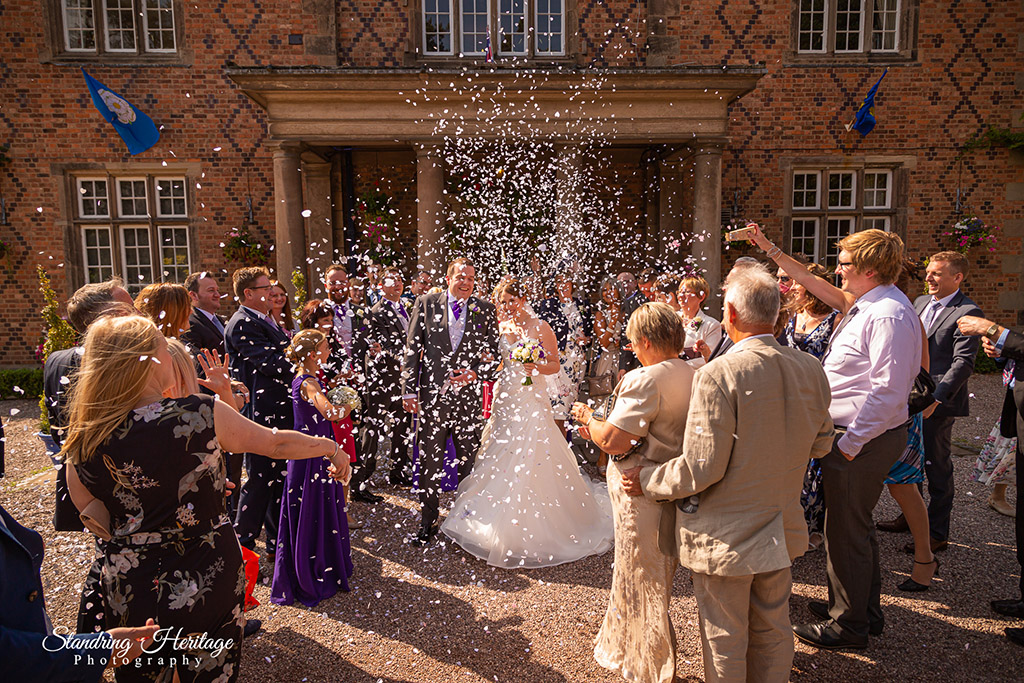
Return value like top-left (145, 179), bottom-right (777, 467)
top-left (943, 215), bottom-right (1000, 254)
top-left (357, 184), bottom-right (399, 266)
top-left (222, 227), bottom-right (269, 265)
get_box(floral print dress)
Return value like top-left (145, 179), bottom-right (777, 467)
top-left (75, 395), bottom-right (244, 683)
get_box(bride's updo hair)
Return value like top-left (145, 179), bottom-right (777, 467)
top-left (492, 276), bottom-right (527, 301)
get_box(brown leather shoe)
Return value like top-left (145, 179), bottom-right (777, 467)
top-left (876, 513), bottom-right (909, 533)
top-left (903, 538), bottom-right (948, 554)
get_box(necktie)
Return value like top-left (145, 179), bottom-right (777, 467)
top-left (452, 300), bottom-right (462, 321)
top-left (396, 302), bottom-right (409, 319)
top-left (211, 315), bottom-right (224, 334)
top-left (922, 300), bottom-right (943, 332)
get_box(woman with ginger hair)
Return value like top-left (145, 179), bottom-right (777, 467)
top-left (133, 282), bottom-right (191, 339)
top-left (63, 314), bottom-right (349, 682)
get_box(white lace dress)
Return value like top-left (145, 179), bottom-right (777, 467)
top-left (440, 335), bottom-right (614, 568)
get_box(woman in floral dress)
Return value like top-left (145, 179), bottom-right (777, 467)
top-left (64, 315), bottom-right (349, 682)
top-left (971, 360), bottom-right (1017, 516)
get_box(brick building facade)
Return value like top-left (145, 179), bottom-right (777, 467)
top-left (0, 0), bottom-right (1021, 366)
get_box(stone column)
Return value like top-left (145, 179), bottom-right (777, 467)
top-left (272, 141), bottom-right (305, 283)
top-left (555, 143), bottom-right (583, 253)
top-left (303, 160), bottom-right (333, 292)
top-left (416, 145), bottom-right (445, 278)
top-left (659, 159), bottom-right (684, 271)
top-left (692, 144), bottom-right (723, 316)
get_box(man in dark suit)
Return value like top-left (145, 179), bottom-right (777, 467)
top-left (225, 266), bottom-right (294, 558)
top-left (878, 252), bottom-right (982, 553)
top-left (958, 314), bottom-right (1024, 646)
top-left (402, 257), bottom-right (500, 545)
top-left (617, 270), bottom-right (651, 379)
top-left (180, 271), bottom-right (227, 365)
top-left (43, 279), bottom-right (134, 531)
top-left (352, 266), bottom-right (415, 499)
top-left (0, 503), bottom-right (158, 679)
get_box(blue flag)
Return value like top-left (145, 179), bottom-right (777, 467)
top-left (81, 68), bottom-right (160, 155)
top-left (846, 68), bottom-right (888, 137)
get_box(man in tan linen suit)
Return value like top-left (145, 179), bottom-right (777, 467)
top-left (623, 269), bottom-right (834, 683)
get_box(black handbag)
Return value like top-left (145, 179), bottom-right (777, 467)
top-left (907, 368), bottom-right (937, 416)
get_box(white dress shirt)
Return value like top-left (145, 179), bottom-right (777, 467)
top-left (387, 297), bottom-right (409, 332)
top-left (447, 291), bottom-right (468, 350)
top-left (920, 289), bottom-right (959, 333)
top-left (241, 305), bottom-right (275, 328)
top-left (332, 301), bottom-right (353, 354)
top-left (823, 283), bottom-right (922, 458)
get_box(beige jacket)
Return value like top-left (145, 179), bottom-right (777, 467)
top-left (640, 336), bottom-right (834, 576)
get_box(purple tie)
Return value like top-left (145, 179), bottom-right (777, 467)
top-left (397, 302), bottom-right (408, 319)
top-left (452, 300), bottom-right (462, 321)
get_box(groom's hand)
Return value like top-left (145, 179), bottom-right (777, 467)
top-left (450, 368), bottom-right (477, 387)
top-left (403, 397), bottom-right (420, 414)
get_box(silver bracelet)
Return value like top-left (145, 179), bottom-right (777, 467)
top-left (766, 244), bottom-right (782, 260)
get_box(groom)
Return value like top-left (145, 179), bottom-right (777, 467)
top-left (402, 257), bottom-right (500, 545)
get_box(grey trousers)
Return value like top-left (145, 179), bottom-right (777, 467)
top-left (821, 425), bottom-right (906, 639)
top-left (923, 415), bottom-right (956, 542)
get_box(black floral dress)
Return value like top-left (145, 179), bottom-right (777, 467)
top-left (75, 395), bottom-right (244, 683)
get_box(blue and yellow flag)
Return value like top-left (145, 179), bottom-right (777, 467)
top-left (81, 68), bottom-right (160, 155)
top-left (845, 68), bottom-right (888, 137)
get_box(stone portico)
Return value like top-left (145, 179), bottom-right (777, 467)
top-left (229, 67), bottom-right (764, 302)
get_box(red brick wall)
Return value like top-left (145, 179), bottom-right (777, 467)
top-left (1, 0), bottom-right (1021, 365)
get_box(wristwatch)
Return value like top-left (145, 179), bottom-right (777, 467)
top-left (985, 323), bottom-right (1000, 340)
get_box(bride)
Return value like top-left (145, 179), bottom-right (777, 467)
top-left (441, 277), bottom-right (614, 569)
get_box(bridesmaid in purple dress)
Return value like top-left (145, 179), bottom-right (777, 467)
top-left (272, 329), bottom-right (355, 607)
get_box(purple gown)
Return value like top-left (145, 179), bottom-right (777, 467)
top-left (271, 374), bottom-right (353, 607)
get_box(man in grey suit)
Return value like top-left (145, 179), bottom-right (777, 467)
top-left (402, 258), bottom-right (500, 545)
top-left (877, 251), bottom-right (982, 553)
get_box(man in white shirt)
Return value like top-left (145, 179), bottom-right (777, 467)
top-left (793, 230), bottom-right (921, 650)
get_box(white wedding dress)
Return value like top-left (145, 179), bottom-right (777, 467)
top-left (441, 334), bottom-right (614, 569)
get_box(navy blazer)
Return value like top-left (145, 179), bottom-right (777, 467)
top-left (0, 504), bottom-right (110, 682)
top-left (224, 306), bottom-right (295, 430)
top-left (181, 308), bottom-right (226, 360)
top-left (536, 296), bottom-right (594, 352)
top-left (914, 291), bottom-right (982, 418)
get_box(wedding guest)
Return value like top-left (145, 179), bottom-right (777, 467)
top-left (622, 270), bottom-right (834, 683)
top-left (617, 270), bottom-right (649, 379)
top-left (133, 282), bottom-right (191, 338)
top-left (878, 251), bottom-right (982, 556)
top-left (779, 262), bottom-right (840, 550)
top-left (958, 314), bottom-right (1024, 646)
top-left (299, 299), bottom-right (335, 333)
top-left (677, 275), bottom-right (723, 367)
top-left (592, 276), bottom-right (624, 476)
top-left (0, 502), bottom-right (159, 681)
top-left (269, 281), bottom-right (300, 337)
top-left (696, 257), bottom-right (764, 363)
top-left (44, 279), bottom-right (134, 530)
top-left (349, 276), bottom-right (368, 307)
top-left (750, 226), bottom-right (920, 649)
top-left (64, 314), bottom-right (348, 680)
top-left (181, 271), bottom-right (227, 373)
top-left (403, 269), bottom-right (433, 308)
top-left (573, 302), bottom-right (694, 683)
top-left (637, 267), bottom-right (659, 300)
top-left (352, 267), bottom-right (415, 495)
top-left (225, 266), bottom-right (295, 560)
top-left (970, 359), bottom-right (1017, 517)
top-left (272, 329), bottom-right (354, 607)
top-left (537, 272), bottom-right (593, 433)
top-left (364, 262), bottom-right (383, 306)
top-left (651, 274), bottom-right (681, 312)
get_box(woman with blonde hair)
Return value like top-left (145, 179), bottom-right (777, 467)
top-left (133, 282), bottom-right (191, 338)
top-left (64, 315), bottom-right (349, 682)
top-left (676, 274), bottom-right (723, 367)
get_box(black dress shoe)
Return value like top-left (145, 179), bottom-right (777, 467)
top-left (876, 513), bottom-right (909, 533)
top-left (992, 599), bottom-right (1024, 618)
top-left (807, 602), bottom-right (883, 636)
top-left (243, 618), bottom-right (262, 638)
top-left (351, 489), bottom-right (384, 504)
top-left (793, 621), bottom-right (868, 650)
top-left (411, 524), bottom-right (438, 547)
top-left (1006, 628), bottom-right (1024, 647)
top-left (903, 538), bottom-right (948, 554)
top-left (389, 473), bottom-right (414, 489)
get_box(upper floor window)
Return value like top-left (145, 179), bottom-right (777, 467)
top-left (796, 0), bottom-right (906, 56)
top-left (71, 174), bottom-right (191, 293)
top-left (55, 0), bottom-right (179, 59)
top-left (421, 0), bottom-right (565, 59)
top-left (788, 166), bottom-right (898, 268)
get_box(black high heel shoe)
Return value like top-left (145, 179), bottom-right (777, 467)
top-left (898, 556), bottom-right (940, 592)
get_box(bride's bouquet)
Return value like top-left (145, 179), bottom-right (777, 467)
top-left (327, 385), bottom-right (362, 412)
top-left (509, 339), bottom-right (545, 386)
